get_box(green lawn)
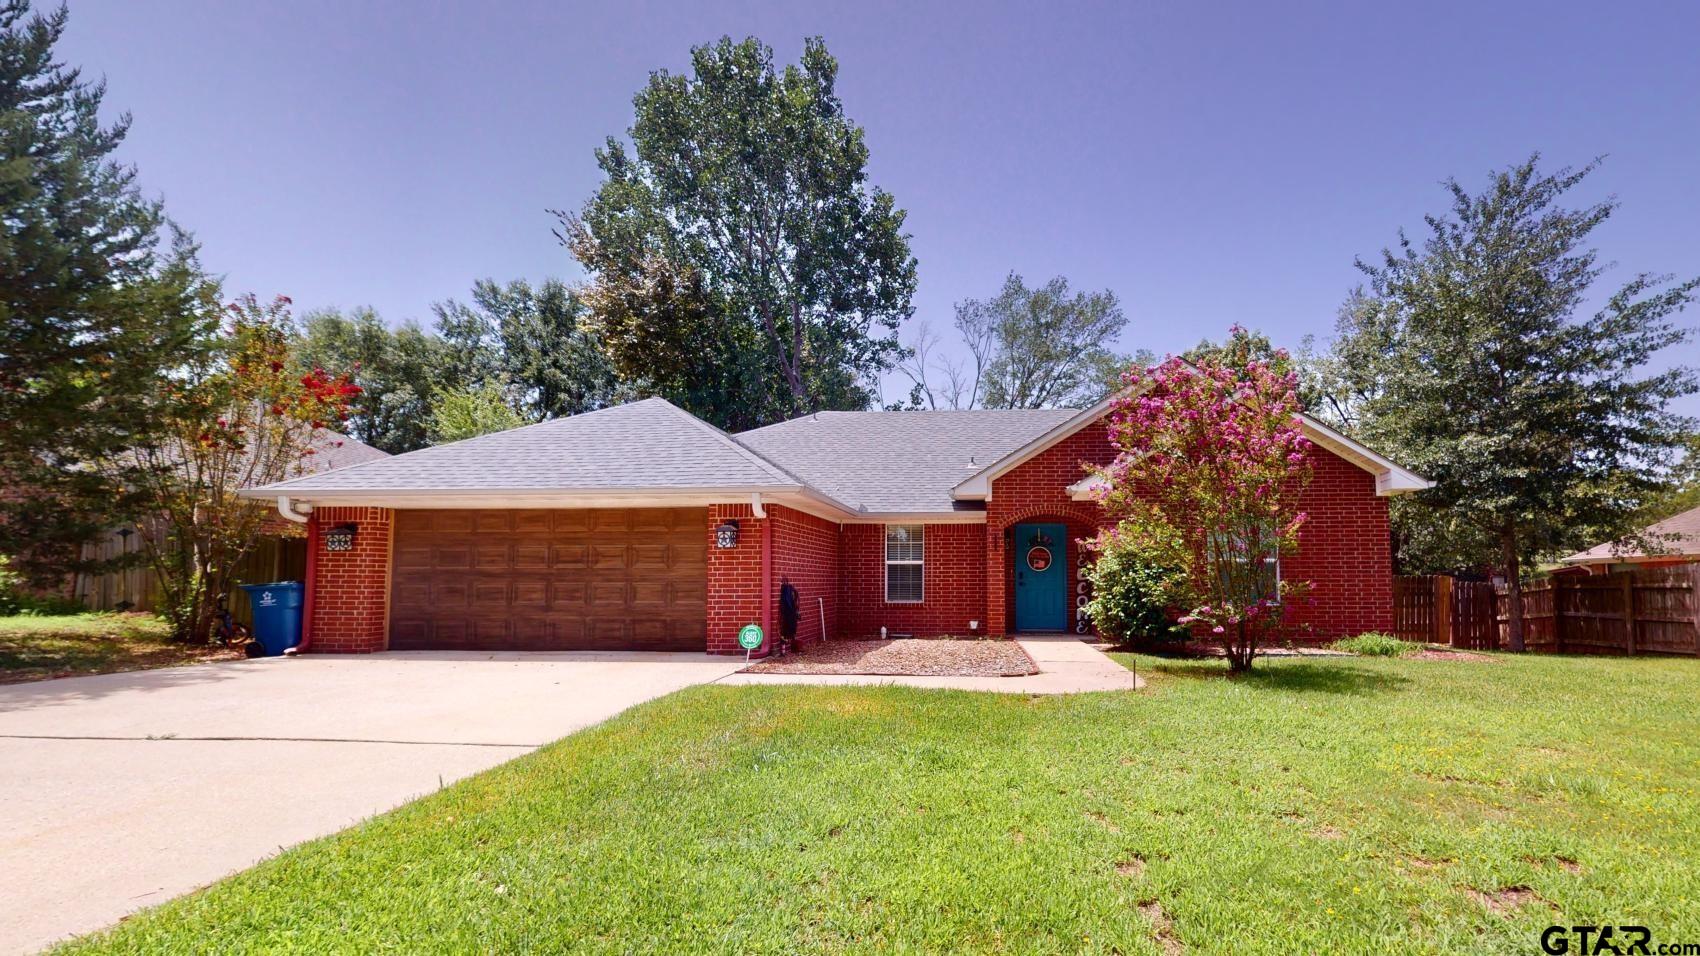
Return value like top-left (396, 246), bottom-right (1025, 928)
top-left (0, 612), bottom-right (232, 684)
top-left (64, 653), bottom-right (1700, 954)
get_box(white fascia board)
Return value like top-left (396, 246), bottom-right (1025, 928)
top-left (950, 390), bottom-right (1127, 502)
top-left (1298, 416), bottom-right (1434, 496)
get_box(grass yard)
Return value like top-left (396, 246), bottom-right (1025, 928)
top-left (0, 613), bottom-right (234, 684)
top-left (64, 653), bottom-right (1700, 954)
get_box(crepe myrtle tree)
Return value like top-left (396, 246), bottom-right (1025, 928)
top-left (120, 294), bottom-right (360, 642)
top-left (1091, 333), bottom-right (1314, 671)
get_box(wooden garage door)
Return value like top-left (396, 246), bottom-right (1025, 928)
top-left (389, 508), bottom-right (707, 651)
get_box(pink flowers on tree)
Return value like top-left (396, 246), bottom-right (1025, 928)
top-left (1092, 330), bottom-right (1314, 671)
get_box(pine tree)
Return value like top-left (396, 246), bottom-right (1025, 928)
top-left (0, 1), bottom-right (208, 587)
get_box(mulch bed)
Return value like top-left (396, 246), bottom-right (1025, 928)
top-left (742, 638), bottom-right (1038, 677)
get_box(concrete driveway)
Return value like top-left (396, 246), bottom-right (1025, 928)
top-left (0, 652), bottom-right (740, 953)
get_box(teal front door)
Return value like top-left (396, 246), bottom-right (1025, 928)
top-left (1012, 523), bottom-right (1067, 632)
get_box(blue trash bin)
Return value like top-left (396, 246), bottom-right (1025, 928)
top-left (239, 581), bottom-right (304, 656)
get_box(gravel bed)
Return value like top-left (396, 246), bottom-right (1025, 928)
top-left (742, 638), bottom-right (1038, 677)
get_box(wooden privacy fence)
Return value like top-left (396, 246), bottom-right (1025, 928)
top-left (74, 529), bottom-right (307, 628)
top-left (1394, 565), bottom-right (1700, 656)
top-left (1393, 575), bottom-right (1499, 649)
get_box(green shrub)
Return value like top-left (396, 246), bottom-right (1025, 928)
top-left (1330, 632), bottom-right (1422, 657)
top-left (0, 557), bottom-right (84, 616)
top-left (1082, 536), bottom-right (1192, 645)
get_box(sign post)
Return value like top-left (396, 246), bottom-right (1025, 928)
top-left (738, 623), bottom-right (764, 663)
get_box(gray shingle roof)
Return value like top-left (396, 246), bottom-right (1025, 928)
top-left (253, 398), bottom-right (801, 494)
top-left (735, 409), bottom-right (1078, 513)
top-left (1563, 503), bottom-right (1700, 564)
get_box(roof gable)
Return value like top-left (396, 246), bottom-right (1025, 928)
top-left (951, 392), bottom-right (1432, 501)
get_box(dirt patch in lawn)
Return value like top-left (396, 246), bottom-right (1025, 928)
top-left (1414, 647), bottom-right (1497, 663)
top-left (1466, 885), bottom-right (1553, 917)
top-left (742, 639), bottom-right (1038, 677)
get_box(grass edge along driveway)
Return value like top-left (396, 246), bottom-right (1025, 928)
top-left (0, 613), bottom-right (233, 685)
top-left (62, 653), bottom-right (1700, 955)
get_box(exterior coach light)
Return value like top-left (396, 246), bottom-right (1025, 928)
top-left (715, 519), bottom-right (741, 549)
top-left (323, 523), bottom-right (357, 553)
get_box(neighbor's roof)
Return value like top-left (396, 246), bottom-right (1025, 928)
top-left (246, 398), bottom-right (803, 497)
top-left (735, 409), bottom-right (1078, 514)
top-left (1561, 504), bottom-right (1700, 565)
top-left (296, 429), bottom-right (389, 476)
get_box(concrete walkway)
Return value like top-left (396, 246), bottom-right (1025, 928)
top-left (719, 635), bottom-right (1141, 694)
top-left (0, 652), bottom-right (740, 954)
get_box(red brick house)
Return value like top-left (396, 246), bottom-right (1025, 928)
top-left (241, 396), bottom-right (1429, 655)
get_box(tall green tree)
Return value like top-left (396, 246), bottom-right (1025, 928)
top-left (292, 308), bottom-right (444, 454)
top-left (562, 36), bottom-right (917, 430)
top-left (1326, 156), bottom-right (1697, 650)
top-left (0, 0), bottom-right (209, 587)
top-left (432, 278), bottom-right (620, 423)
top-left (902, 273), bottom-right (1138, 410)
top-left (427, 381), bottom-right (528, 445)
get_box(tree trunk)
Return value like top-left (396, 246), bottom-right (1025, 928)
top-left (1225, 619), bottom-right (1254, 672)
top-left (1501, 530), bottom-right (1525, 653)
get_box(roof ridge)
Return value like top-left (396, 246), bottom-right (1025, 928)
top-left (650, 399), bottom-right (803, 487)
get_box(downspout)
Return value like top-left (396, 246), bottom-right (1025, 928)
top-left (273, 497), bottom-right (316, 655)
top-left (292, 515), bottom-right (317, 655)
top-left (760, 512), bottom-right (773, 658)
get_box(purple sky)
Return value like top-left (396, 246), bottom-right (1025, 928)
top-left (60, 0), bottom-right (1700, 412)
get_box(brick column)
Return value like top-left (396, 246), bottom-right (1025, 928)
top-left (306, 506), bottom-right (393, 653)
top-left (706, 503), bottom-right (767, 655)
top-left (985, 521), bottom-right (1009, 635)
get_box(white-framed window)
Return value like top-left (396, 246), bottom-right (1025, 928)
top-left (1210, 524), bottom-right (1282, 602)
top-left (885, 524), bottom-right (924, 603)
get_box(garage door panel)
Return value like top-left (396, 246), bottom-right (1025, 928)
top-left (589, 581), bottom-right (628, 609)
top-left (551, 544), bottom-right (590, 569)
top-left (389, 508), bottom-right (706, 651)
top-left (433, 581), bottom-right (470, 607)
top-left (512, 511), bottom-right (552, 534)
top-left (512, 580), bottom-right (548, 607)
top-left (591, 546), bottom-right (628, 570)
top-left (553, 512), bottom-right (595, 533)
top-left (631, 580), bottom-right (666, 607)
top-left (431, 512), bottom-right (475, 534)
top-left (551, 580), bottom-right (589, 608)
top-left (592, 511), bottom-right (631, 533)
top-left (434, 546), bottom-right (472, 570)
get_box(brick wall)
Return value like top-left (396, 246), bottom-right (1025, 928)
top-left (306, 506), bottom-right (392, 653)
top-left (981, 416), bottom-right (1395, 640)
top-left (706, 503), bottom-right (767, 655)
top-left (838, 522), bottom-right (987, 637)
top-left (769, 504), bottom-right (838, 647)
top-left (1282, 450), bottom-right (1394, 638)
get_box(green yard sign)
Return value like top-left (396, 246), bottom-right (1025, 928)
top-left (738, 624), bottom-right (764, 650)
